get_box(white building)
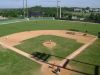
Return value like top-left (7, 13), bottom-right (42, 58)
top-left (0, 16), bottom-right (8, 20)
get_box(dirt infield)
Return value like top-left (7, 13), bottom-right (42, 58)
top-left (0, 30), bottom-right (96, 46)
top-left (0, 30), bottom-right (97, 75)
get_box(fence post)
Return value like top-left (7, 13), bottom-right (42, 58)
top-left (94, 65), bottom-right (99, 75)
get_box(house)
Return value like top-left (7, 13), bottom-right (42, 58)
top-left (0, 16), bottom-right (8, 20)
top-left (72, 16), bottom-right (78, 20)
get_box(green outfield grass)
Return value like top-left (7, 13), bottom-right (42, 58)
top-left (68, 39), bottom-right (100, 75)
top-left (75, 39), bottom-right (100, 65)
top-left (0, 46), bottom-right (41, 75)
top-left (0, 20), bottom-right (100, 37)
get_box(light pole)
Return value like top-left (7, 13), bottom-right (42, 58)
top-left (57, 0), bottom-right (59, 19)
top-left (23, 0), bottom-right (25, 18)
top-left (26, 0), bottom-right (28, 18)
top-left (59, 3), bottom-right (62, 19)
top-left (57, 0), bottom-right (61, 19)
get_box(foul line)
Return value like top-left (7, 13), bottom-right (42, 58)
top-left (0, 19), bottom-right (27, 25)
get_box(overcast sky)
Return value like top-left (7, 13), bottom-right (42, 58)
top-left (0, 0), bottom-right (100, 8)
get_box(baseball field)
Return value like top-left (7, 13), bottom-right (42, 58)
top-left (0, 20), bottom-right (100, 75)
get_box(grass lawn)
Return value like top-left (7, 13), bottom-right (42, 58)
top-left (75, 39), bottom-right (100, 65)
top-left (0, 46), bottom-right (42, 75)
top-left (15, 35), bottom-right (83, 58)
top-left (0, 20), bottom-right (100, 75)
top-left (0, 20), bottom-right (100, 36)
top-left (68, 39), bottom-right (100, 75)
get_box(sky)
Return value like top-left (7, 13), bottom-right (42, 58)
top-left (0, 0), bottom-right (100, 8)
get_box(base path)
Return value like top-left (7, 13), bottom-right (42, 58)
top-left (60, 37), bottom-right (97, 67)
top-left (0, 42), bottom-right (44, 65)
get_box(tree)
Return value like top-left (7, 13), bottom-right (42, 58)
top-left (68, 14), bottom-right (72, 20)
top-left (89, 13), bottom-right (95, 20)
top-left (86, 7), bottom-right (90, 10)
top-left (95, 14), bottom-right (100, 23)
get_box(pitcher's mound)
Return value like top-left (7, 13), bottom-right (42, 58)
top-left (43, 40), bottom-right (56, 49)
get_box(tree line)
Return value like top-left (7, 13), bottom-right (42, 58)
top-left (0, 6), bottom-right (100, 23)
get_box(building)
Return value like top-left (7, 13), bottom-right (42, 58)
top-left (0, 16), bottom-right (8, 20)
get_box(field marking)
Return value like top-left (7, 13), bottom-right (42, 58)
top-left (0, 19), bottom-right (27, 25)
top-left (67, 37), bottom-right (97, 59)
top-left (60, 37), bottom-right (97, 67)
